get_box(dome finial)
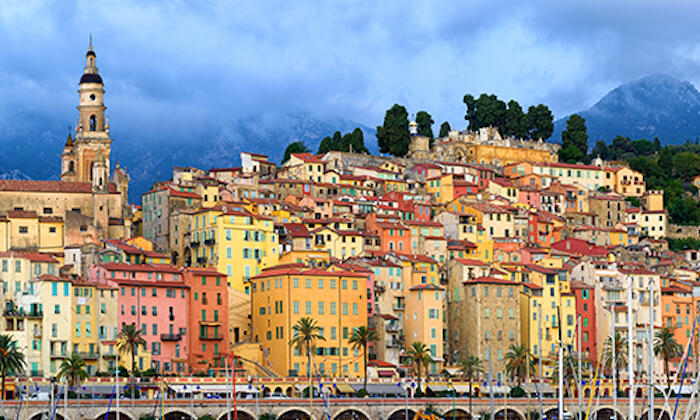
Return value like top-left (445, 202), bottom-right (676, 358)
top-left (89, 33), bottom-right (93, 51)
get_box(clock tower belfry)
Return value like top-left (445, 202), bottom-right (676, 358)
top-left (61, 41), bottom-right (113, 185)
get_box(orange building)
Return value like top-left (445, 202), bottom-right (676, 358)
top-left (366, 213), bottom-right (410, 253)
top-left (183, 267), bottom-right (230, 374)
top-left (660, 281), bottom-right (696, 375)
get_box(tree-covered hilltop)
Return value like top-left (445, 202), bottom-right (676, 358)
top-left (591, 135), bottom-right (700, 225)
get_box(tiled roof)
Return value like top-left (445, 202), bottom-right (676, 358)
top-left (454, 258), bottom-right (488, 267)
top-left (101, 262), bottom-right (181, 274)
top-left (0, 180), bottom-right (117, 194)
top-left (284, 223), bottom-right (312, 238)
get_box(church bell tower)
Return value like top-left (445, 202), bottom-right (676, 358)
top-left (61, 39), bottom-right (113, 184)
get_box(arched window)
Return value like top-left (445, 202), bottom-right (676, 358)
top-left (90, 115), bottom-right (96, 131)
top-left (68, 161), bottom-right (74, 173)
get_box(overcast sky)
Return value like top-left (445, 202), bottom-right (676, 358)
top-left (3, 0), bottom-right (700, 133)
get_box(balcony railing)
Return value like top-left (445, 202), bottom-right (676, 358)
top-left (392, 304), bottom-right (405, 311)
top-left (50, 351), bottom-right (67, 359)
top-left (199, 334), bottom-right (223, 341)
top-left (160, 333), bottom-right (182, 341)
top-left (78, 352), bottom-right (100, 360)
top-left (190, 241), bottom-right (200, 248)
top-left (204, 238), bottom-right (216, 245)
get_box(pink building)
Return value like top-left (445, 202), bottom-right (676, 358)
top-left (91, 262), bottom-right (189, 374)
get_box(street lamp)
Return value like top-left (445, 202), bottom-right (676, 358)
top-left (397, 380), bottom-right (415, 420)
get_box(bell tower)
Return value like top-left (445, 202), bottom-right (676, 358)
top-left (62, 39), bottom-right (113, 184)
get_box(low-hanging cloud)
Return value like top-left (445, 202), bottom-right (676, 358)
top-left (2, 0), bottom-right (700, 138)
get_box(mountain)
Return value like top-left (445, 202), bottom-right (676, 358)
top-left (552, 74), bottom-right (700, 146)
top-left (0, 112), bottom-right (376, 200)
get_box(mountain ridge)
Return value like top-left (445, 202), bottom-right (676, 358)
top-left (552, 73), bottom-right (700, 145)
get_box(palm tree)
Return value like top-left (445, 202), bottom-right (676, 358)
top-left (117, 324), bottom-right (145, 399)
top-left (289, 317), bottom-right (325, 416)
top-left (406, 341), bottom-right (431, 390)
top-left (459, 355), bottom-right (483, 415)
top-left (504, 344), bottom-right (535, 386)
top-left (348, 326), bottom-right (378, 392)
top-left (0, 335), bottom-right (25, 399)
top-left (289, 317), bottom-right (326, 378)
top-left (549, 347), bottom-right (586, 397)
top-left (654, 327), bottom-right (682, 391)
top-left (57, 353), bottom-right (88, 389)
top-left (602, 332), bottom-right (628, 396)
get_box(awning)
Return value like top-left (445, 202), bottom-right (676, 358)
top-left (334, 383), bottom-right (355, 394)
top-left (426, 384), bottom-right (450, 392)
top-left (378, 369), bottom-right (396, 377)
top-left (350, 383), bottom-right (404, 396)
top-left (168, 384), bottom-right (259, 394)
top-left (665, 384), bottom-right (693, 395)
top-left (452, 385), bottom-right (472, 394)
top-left (444, 367), bottom-right (461, 376)
top-left (524, 383), bottom-right (556, 395)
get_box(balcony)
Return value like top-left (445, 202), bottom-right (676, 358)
top-left (204, 238), bottom-right (216, 245)
top-left (190, 241), bottom-right (200, 248)
top-left (102, 352), bottom-right (117, 359)
top-left (196, 257), bottom-right (207, 264)
top-left (199, 334), bottom-right (223, 341)
top-left (160, 333), bottom-right (182, 341)
top-left (50, 351), bottom-right (68, 359)
top-left (29, 370), bottom-right (43, 378)
top-left (392, 303), bottom-right (405, 311)
top-left (386, 323), bottom-right (399, 333)
top-left (79, 352), bottom-right (100, 360)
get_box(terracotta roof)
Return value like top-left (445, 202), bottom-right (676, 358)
top-left (0, 180), bottom-right (117, 194)
top-left (464, 276), bottom-right (518, 285)
top-left (0, 252), bottom-right (59, 263)
top-left (7, 210), bottom-right (38, 218)
top-left (101, 262), bottom-right (181, 274)
top-left (454, 258), bottom-right (488, 267)
top-left (168, 187), bottom-right (201, 199)
top-left (250, 267), bottom-right (367, 279)
top-left (183, 267), bottom-right (226, 276)
top-left (284, 223), bottom-right (311, 238)
top-left (291, 153), bottom-right (324, 163)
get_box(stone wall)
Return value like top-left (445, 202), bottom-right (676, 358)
top-left (666, 223), bottom-right (700, 239)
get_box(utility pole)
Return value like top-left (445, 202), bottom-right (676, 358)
top-left (649, 280), bottom-right (655, 420)
top-left (488, 344), bottom-right (495, 420)
top-left (578, 314), bottom-right (583, 420)
top-left (627, 276), bottom-right (634, 420)
top-left (538, 303), bottom-right (543, 420)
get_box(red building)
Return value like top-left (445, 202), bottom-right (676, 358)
top-left (571, 281), bottom-right (597, 363)
top-left (183, 267), bottom-right (230, 374)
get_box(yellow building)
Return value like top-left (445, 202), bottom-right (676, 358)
top-left (405, 283), bottom-right (444, 375)
top-left (607, 166), bottom-right (646, 197)
top-left (519, 264), bottom-right (577, 376)
top-left (188, 204), bottom-right (278, 293)
top-left (0, 211), bottom-right (64, 253)
top-left (70, 276), bottom-right (119, 375)
top-left (533, 162), bottom-right (604, 191)
top-left (250, 264), bottom-right (368, 377)
top-left (309, 227), bottom-right (364, 259)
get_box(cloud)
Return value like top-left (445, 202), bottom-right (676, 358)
top-left (1, 0), bottom-right (700, 136)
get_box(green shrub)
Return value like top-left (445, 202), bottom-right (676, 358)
top-left (510, 386), bottom-right (525, 397)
